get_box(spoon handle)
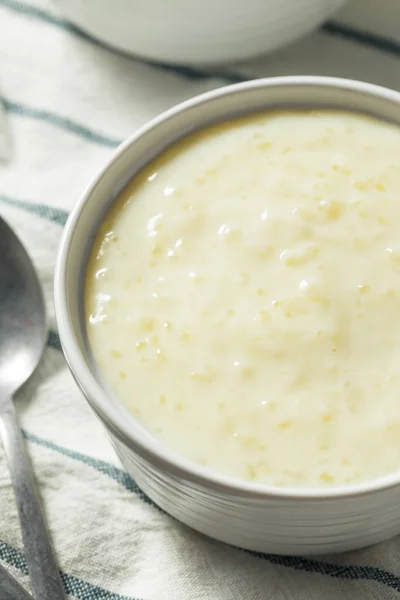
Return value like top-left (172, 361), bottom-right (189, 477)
top-left (0, 562), bottom-right (34, 600)
top-left (0, 397), bottom-right (66, 600)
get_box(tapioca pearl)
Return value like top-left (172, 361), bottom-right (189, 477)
top-left (162, 185), bottom-right (175, 197)
top-left (279, 298), bottom-right (311, 318)
top-left (293, 201), bottom-right (342, 226)
top-left (271, 299), bottom-right (283, 309)
top-left (249, 244), bottom-right (274, 261)
top-left (344, 384), bottom-right (363, 414)
top-left (234, 271), bottom-right (250, 286)
top-left (277, 420), bottom-right (294, 430)
top-left (151, 243), bottom-right (163, 257)
top-left (239, 436), bottom-right (260, 452)
top-left (299, 275), bottom-right (317, 294)
top-left (187, 271), bottom-right (203, 283)
top-left (290, 371), bottom-right (311, 388)
top-left (89, 310), bottom-right (108, 325)
top-left (319, 472), bottom-right (335, 483)
top-left (352, 237), bottom-right (365, 250)
top-left (217, 223), bottom-right (242, 244)
top-left (376, 181), bottom-right (387, 192)
top-left (256, 140), bottom-right (272, 151)
top-left (321, 413), bottom-right (334, 424)
top-left (274, 480), bottom-right (286, 488)
top-left (331, 164), bottom-right (353, 177)
top-left (352, 178), bottom-right (379, 192)
top-left (147, 212), bottom-right (163, 237)
top-left (221, 417), bottom-right (237, 435)
top-left (386, 419), bottom-right (400, 434)
top-left (386, 244), bottom-right (400, 264)
top-left (344, 473), bottom-right (360, 484)
top-left (232, 361), bottom-right (255, 379)
top-left (179, 331), bottom-right (191, 343)
top-left (155, 347), bottom-right (167, 362)
top-left (280, 242), bottom-right (320, 266)
top-left (135, 340), bottom-right (147, 351)
top-left (259, 398), bottom-right (273, 409)
top-left (251, 310), bottom-right (271, 325)
top-left (138, 316), bottom-right (156, 332)
top-left (298, 276), bottom-right (330, 307)
top-left (318, 199), bottom-right (342, 220)
top-left (357, 284), bottom-right (370, 295)
top-left (95, 268), bottom-right (108, 280)
top-left (189, 369), bottom-right (216, 383)
top-left (246, 464), bottom-right (257, 481)
top-left (227, 229), bottom-right (243, 243)
top-left (166, 248), bottom-right (177, 260)
top-left (384, 289), bottom-right (397, 299)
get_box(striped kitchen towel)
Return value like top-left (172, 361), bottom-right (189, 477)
top-left (1, 0), bottom-right (400, 598)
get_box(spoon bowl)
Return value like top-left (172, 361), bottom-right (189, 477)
top-left (0, 217), bottom-right (46, 395)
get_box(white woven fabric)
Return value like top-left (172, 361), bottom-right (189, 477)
top-left (1, 0), bottom-right (400, 598)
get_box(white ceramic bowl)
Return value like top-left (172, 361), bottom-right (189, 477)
top-left (57, 0), bottom-right (347, 65)
top-left (55, 76), bottom-right (400, 555)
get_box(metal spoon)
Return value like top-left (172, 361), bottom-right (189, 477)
top-left (0, 216), bottom-right (66, 600)
top-left (0, 563), bottom-right (34, 600)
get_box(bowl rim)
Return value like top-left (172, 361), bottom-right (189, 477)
top-left (55, 74), bottom-right (400, 500)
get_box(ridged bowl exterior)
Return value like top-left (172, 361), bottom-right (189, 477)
top-left (111, 434), bottom-right (400, 555)
top-left (55, 77), bottom-right (400, 555)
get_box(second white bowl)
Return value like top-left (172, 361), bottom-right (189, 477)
top-left (57, 0), bottom-right (347, 65)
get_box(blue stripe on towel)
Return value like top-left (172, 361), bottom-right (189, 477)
top-left (0, 194), bottom-right (69, 226)
top-left (322, 21), bottom-right (400, 58)
top-left (47, 330), bottom-right (62, 352)
top-left (24, 430), bottom-right (153, 506)
top-left (243, 549), bottom-right (400, 591)
top-left (0, 540), bottom-right (142, 600)
top-left (4, 99), bottom-right (122, 148)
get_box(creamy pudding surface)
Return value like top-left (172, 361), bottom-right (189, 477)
top-left (86, 110), bottom-right (400, 489)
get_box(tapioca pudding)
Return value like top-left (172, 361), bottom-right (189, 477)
top-left (85, 110), bottom-right (400, 489)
